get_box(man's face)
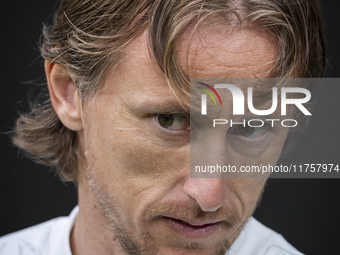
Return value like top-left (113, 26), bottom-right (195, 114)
top-left (79, 25), bottom-right (286, 254)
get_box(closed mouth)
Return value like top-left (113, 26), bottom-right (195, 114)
top-left (162, 216), bottom-right (222, 239)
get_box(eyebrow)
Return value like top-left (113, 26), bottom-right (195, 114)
top-left (129, 100), bottom-right (189, 116)
top-left (242, 111), bottom-right (283, 120)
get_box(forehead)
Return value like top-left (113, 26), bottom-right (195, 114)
top-left (176, 23), bottom-right (277, 78)
top-left (102, 23), bottom-right (277, 100)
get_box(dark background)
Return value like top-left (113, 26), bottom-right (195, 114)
top-left (0, 1), bottom-right (339, 254)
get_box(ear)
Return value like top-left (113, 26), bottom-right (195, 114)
top-left (45, 61), bottom-right (83, 131)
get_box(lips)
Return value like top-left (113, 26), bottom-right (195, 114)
top-left (162, 216), bottom-right (222, 239)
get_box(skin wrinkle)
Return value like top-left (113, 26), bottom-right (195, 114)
top-left (114, 123), bottom-right (189, 148)
top-left (180, 24), bottom-right (277, 79)
top-left (12, 1), bottom-right (324, 253)
top-left (110, 93), bottom-right (190, 147)
top-left (71, 23), bottom-right (289, 255)
top-left (116, 93), bottom-right (187, 119)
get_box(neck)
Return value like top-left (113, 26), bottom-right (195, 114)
top-left (70, 163), bottom-right (122, 255)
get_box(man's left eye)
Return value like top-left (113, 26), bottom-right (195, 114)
top-left (156, 114), bottom-right (189, 130)
top-left (230, 123), bottom-right (269, 140)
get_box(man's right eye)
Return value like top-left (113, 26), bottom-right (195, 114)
top-left (156, 114), bottom-right (189, 131)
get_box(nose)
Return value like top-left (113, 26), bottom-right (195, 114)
top-left (183, 177), bottom-right (225, 212)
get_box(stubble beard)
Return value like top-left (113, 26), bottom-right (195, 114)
top-left (85, 154), bottom-right (250, 255)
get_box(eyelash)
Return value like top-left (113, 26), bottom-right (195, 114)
top-left (228, 123), bottom-right (271, 140)
top-left (153, 113), bottom-right (276, 146)
top-left (153, 114), bottom-right (190, 132)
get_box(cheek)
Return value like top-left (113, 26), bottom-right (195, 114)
top-left (228, 178), bottom-right (267, 217)
top-left (229, 128), bottom-right (290, 167)
top-left (82, 101), bottom-right (190, 221)
top-left (224, 131), bottom-right (288, 216)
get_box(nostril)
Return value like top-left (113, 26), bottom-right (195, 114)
top-left (183, 177), bottom-right (225, 212)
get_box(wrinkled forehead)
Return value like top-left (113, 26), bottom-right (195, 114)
top-left (176, 23), bottom-right (278, 79)
top-left (124, 23), bottom-right (277, 77)
top-left (108, 22), bottom-right (278, 111)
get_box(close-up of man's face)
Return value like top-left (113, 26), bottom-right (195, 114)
top-left (75, 24), bottom-right (287, 254)
top-left (3, 1), bottom-right (340, 255)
